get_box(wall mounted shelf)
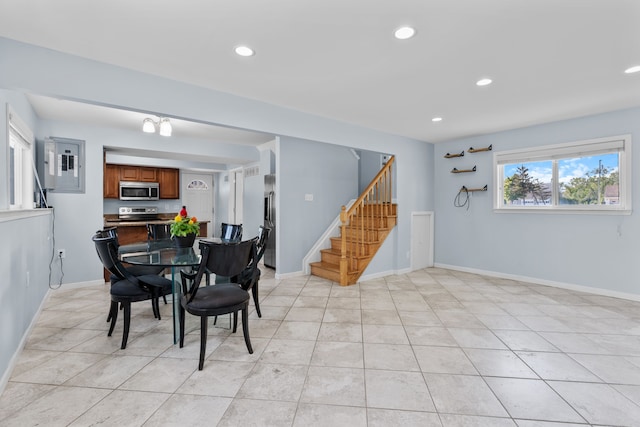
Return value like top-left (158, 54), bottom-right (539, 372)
top-left (461, 185), bottom-right (488, 192)
top-left (468, 144), bottom-right (492, 153)
top-left (451, 166), bottom-right (476, 174)
top-left (444, 151), bottom-right (465, 158)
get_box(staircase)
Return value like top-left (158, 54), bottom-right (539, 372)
top-left (310, 156), bottom-right (397, 286)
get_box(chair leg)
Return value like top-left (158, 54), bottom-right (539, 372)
top-left (179, 305), bottom-right (186, 348)
top-left (199, 316), bottom-right (208, 370)
top-left (241, 307), bottom-right (253, 354)
top-left (162, 295), bottom-right (168, 304)
top-left (232, 311), bottom-right (238, 333)
top-left (252, 285), bottom-right (261, 318)
top-left (121, 302), bottom-right (131, 349)
top-left (107, 301), bottom-right (118, 336)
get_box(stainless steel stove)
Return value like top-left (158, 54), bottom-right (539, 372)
top-left (118, 206), bottom-right (159, 221)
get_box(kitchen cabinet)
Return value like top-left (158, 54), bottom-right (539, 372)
top-left (104, 164), bottom-right (120, 198)
top-left (159, 168), bottom-right (180, 199)
top-left (119, 165), bottom-right (158, 182)
top-left (103, 164), bottom-right (179, 199)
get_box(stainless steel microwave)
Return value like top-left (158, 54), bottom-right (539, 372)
top-left (119, 181), bottom-right (159, 201)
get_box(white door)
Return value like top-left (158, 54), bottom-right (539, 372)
top-left (411, 212), bottom-right (434, 270)
top-left (181, 173), bottom-right (214, 237)
top-left (227, 169), bottom-right (244, 224)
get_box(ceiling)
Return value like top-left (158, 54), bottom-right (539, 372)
top-left (1, 0), bottom-right (640, 146)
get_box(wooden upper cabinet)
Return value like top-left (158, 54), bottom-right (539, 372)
top-left (159, 168), bottom-right (180, 199)
top-left (139, 167), bottom-right (158, 182)
top-left (119, 165), bottom-right (140, 181)
top-left (104, 164), bottom-right (120, 198)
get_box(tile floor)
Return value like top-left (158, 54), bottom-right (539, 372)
top-left (2, 267), bottom-right (640, 426)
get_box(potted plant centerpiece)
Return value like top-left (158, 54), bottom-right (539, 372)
top-left (170, 207), bottom-right (200, 248)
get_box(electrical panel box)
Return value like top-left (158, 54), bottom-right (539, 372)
top-left (37, 137), bottom-right (86, 193)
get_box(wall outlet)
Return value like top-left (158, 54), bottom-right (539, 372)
top-left (58, 249), bottom-right (66, 259)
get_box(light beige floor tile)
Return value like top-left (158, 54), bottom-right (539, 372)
top-left (448, 327), bottom-right (507, 349)
top-left (367, 408), bottom-right (441, 426)
top-left (11, 352), bottom-right (107, 385)
top-left (493, 330), bottom-right (559, 352)
top-left (68, 389), bottom-right (170, 426)
top-left (310, 341), bottom-right (364, 368)
top-left (323, 308), bottom-right (362, 323)
top-left (414, 346), bottom-right (478, 375)
top-left (236, 363), bottom-right (307, 401)
top-left (365, 369), bottom-right (435, 411)
top-left (464, 348), bottom-right (537, 378)
top-left (8, 349), bottom-right (62, 378)
top-left (363, 343), bottom-right (420, 371)
top-left (485, 377), bottom-right (584, 423)
top-left (143, 394), bottom-right (232, 426)
top-left (284, 307), bottom-right (325, 322)
top-left (399, 310), bottom-right (443, 326)
top-left (569, 353), bottom-right (640, 384)
top-left (217, 398), bottom-right (297, 427)
top-left (64, 354), bottom-right (154, 389)
top-left (118, 357), bottom-right (196, 393)
top-left (176, 360), bottom-right (255, 397)
top-left (549, 381), bottom-right (640, 425)
top-left (425, 373), bottom-right (508, 417)
top-left (404, 326), bottom-right (458, 347)
top-left (538, 332), bottom-right (612, 354)
top-left (361, 309), bottom-right (402, 325)
top-left (273, 320), bottom-right (321, 340)
top-left (475, 314), bottom-right (530, 330)
top-left (300, 366), bottom-right (365, 407)
top-left (259, 339), bottom-right (315, 365)
top-left (26, 328), bottom-right (103, 352)
top-left (208, 336), bottom-right (268, 363)
top-left (293, 403), bottom-right (367, 427)
top-left (326, 296), bottom-right (360, 309)
top-left (362, 324), bottom-right (409, 344)
top-left (317, 322), bottom-right (362, 342)
top-left (293, 296), bottom-right (328, 308)
top-left (440, 413), bottom-right (517, 426)
top-left (0, 382), bottom-right (56, 422)
top-left (516, 351), bottom-right (601, 382)
top-left (0, 385), bottom-right (110, 427)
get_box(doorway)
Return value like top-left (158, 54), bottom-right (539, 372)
top-left (411, 211), bottom-right (434, 270)
top-left (181, 173), bottom-right (214, 237)
top-left (227, 168), bottom-right (244, 225)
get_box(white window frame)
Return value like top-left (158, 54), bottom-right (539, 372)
top-left (7, 105), bottom-right (34, 210)
top-left (493, 134), bottom-right (631, 214)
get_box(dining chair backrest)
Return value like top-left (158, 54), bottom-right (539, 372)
top-left (255, 226), bottom-right (270, 264)
top-left (92, 233), bottom-right (138, 284)
top-left (221, 222), bottom-right (243, 242)
top-left (183, 239), bottom-right (256, 303)
top-left (147, 223), bottom-right (172, 240)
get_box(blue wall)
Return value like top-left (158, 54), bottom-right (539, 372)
top-left (435, 107), bottom-right (640, 295)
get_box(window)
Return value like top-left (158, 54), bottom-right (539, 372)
top-left (494, 135), bottom-right (631, 213)
top-left (8, 106), bottom-right (34, 210)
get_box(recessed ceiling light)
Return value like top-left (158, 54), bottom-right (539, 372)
top-left (624, 65), bottom-right (640, 74)
top-left (432, 117), bottom-right (443, 122)
top-left (235, 46), bottom-right (254, 57)
top-left (476, 78), bottom-right (493, 86)
top-left (394, 26), bottom-right (416, 40)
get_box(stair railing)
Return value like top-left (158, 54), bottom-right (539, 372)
top-left (339, 155), bottom-right (394, 285)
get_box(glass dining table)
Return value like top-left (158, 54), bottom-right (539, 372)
top-left (118, 238), bottom-right (223, 344)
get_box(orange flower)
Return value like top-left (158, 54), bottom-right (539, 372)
top-left (190, 216), bottom-right (197, 223)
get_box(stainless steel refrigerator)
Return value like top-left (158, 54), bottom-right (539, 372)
top-left (264, 174), bottom-right (276, 269)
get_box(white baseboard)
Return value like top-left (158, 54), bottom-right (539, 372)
top-left (275, 270), bottom-right (307, 280)
top-left (51, 279), bottom-right (106, 290)
top-left (434, 262), bottom-right (640, 302)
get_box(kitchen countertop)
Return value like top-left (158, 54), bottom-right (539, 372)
top-left (104, 219), bottom-right (210, 227)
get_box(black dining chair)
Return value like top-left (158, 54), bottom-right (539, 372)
top-left (147, 223), bottom-right (172, 240)
top-left (179, 238), bottom-right (257, 370)
top-left (221, 222), bottom-right (243, 242)
top-left (231, 226), bottom-right (270, 318)
top-left (99, 228), bottom-right (165, 278)
top-left (92, 233), bottom-right (173, 349)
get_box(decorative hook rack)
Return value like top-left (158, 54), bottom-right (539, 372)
top-left (468, 144), bottom-right (492, 153)
top-left (444, 151), bottom-right (465, 158)
top-left (451, 166), bottom-right (476, 174)
top-left (461, 185), bottom-right (488, 192)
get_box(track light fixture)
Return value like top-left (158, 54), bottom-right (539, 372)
top-left (142, 117), bottom-right (172, 136)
